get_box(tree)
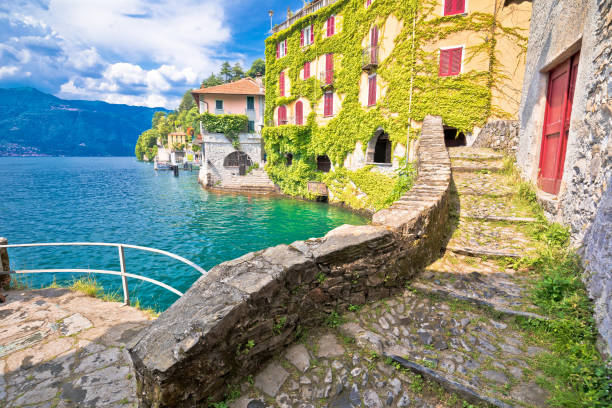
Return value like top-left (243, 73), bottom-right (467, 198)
top-left (178, 89), bottom-right (195, 112)
top-left (152, 111), bottom-right (166, 128)
top-left (231, 63), bottom-right (245, 81)
top-left (201, 73), bottom-right (223, 88)
top-left (246, 58), bottom-right (265, 78)
top-left (219, 62), bottom-right (233, 82)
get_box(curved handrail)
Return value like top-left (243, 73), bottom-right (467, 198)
top-left (0, 242), bottom-right (207, 305)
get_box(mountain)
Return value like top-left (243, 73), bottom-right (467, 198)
top-left (0, 87), bottom-right (168, 156)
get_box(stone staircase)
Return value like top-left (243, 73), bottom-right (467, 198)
top-left (232, 147), bottom-right (555, 408)
top-left (215, 169), bottom-right (277, 195)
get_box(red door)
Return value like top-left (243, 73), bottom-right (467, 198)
top-left (538, 52), bottom-right (579, 194)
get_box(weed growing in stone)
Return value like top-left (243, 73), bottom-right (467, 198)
top-left (325, 310), bottom-right (344, 328)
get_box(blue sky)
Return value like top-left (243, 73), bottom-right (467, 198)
top-left (0, 0), bottom-right (304, 108)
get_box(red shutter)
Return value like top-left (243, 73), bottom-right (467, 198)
top-left (276, 42), bottom-right (280, 59)
top-left (371, 26), bottom-right (379, 47)
top-left (295, 101), bottom-right (303, 125)
top-left (310, 24), bottom-right (314, 44)
top-left (325, 53), bottom-right (333, 84)
top-left (444, 0), bottom-right (452, 15)
top-left (284, 39), bottom-right (288, 55)
top-left (304, 62), bottom-right (310, 79)
top-left (300, 29), bottom-right (304, 47)
top-left (439, 49), bottom-right (450, 76)
top-left (450, 47), bottom-right (462, 75)
top-left (366, 0), bottom-right (372, 6)
top-left (330, 16), bottom-right (335, 35)
top-left (455, 0), bottom-right (465, 14)
top-left (324, 92), bottom-right (333, 116)
top-left (327, 16), bottom-right (335, 37)
top-left (368, 75), bottom-right (377, 106)
top-left (278, 106), bottom-right (287, 125)
top-left (279, 71), bottom-right (285, 96)
top-left (445, 0), bottom-right (465, 15)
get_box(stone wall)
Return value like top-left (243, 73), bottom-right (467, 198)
top-left (515, 0), bottom-right (612, 356)
top-left (471, 120), bottom-right (519, 155)
top-left (128, 115), bottom-right (451, 407)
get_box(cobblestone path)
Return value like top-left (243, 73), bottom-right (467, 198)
top-left (234, 147), bottom-right (554, 408)
top-left (0, 288), bottom-right (153, 407)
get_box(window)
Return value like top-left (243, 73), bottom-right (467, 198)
top-left (439, 47), bottom-right (462, 76)
top-left (317, 155), bottom-right (331, 172)
top-left (215, 100), bottom-right (223, 111)
top-left (246, 96), bottom-right (255, 110)
top-left (295, 101), bottom-right (304, 125)
top-left (366, 0), bottom-right (373, 7)
top-left (278, 105), bottom-right (287, 125)
top-left (326, 15), bottom-right (335, 37)
top-left (300, 24), bottom-right (314, 47)
top-left (304, 62), bottom-right (311, 79)
top-left (444, 0), bottom-right (465, 16)
top-left (248, 120), bottom-right (255, 133)
top-left (373, 134), bottom-right (392, 163)
top-left (279, 71), bottom-right (285, 96)
top-left (323, 92), bottom-right (333, 117)
top-left (276, 39), bottom-right (288, 58)
top-left (286, 153), bottom-right (293, 166)
top-left (324, 53), bottom-right (334, 84)
top-left (370, 26), bottom-right (379, 65)
top-left (368, 74), bottom-right (377, 106)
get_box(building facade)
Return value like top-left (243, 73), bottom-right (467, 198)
top-left (191, 77), bottom-right (266, 187)
top-left (515, 0), bottom-right (611, 356)
top-left (263, 0), bottom-right (531, 199)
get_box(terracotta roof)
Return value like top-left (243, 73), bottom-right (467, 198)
top-left (191, 77), bottom-right (265, 96)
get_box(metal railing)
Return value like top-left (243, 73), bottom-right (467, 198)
top-left (0, 242), bottom-right (207, 305)
top-left (362, 46), bottom-right (380, 69)
top-left (272, 0), bottom-right (339, 33)
top-left (319, 70), bottom-right (334, 87)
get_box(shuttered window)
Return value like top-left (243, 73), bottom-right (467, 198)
top-left (326, 16), bottom-right (335, 37)
top-left (304, 62), bottom-right (311, 79)
top-left (444, 0), bottom-right (465, 16)
top-left (277, 106), bottom-right (287, 125)
top-left (279, 71), bottom-right (285, 96)
top-left (368, 74), bottom-right (377, 106)
top-left (301, 25), bottom-right (314, 46)
top-left (439, 47), bottom-right (462, 76)
top-left (325, 53), bottom-right (334, 84)
top-left (277, 39), bottom-right (287, 58)
top-left (295, 101), bottom-right (304, 125)
top-left (324, 92), bottom-right (333, 117)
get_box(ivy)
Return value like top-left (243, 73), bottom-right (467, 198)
top-left (199, 112), bottom-right (248, 149)
top-left (262, 0), bottom-right (527, 207)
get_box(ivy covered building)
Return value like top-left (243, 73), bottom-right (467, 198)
top-left (263, 0), bottom-right (531, 208)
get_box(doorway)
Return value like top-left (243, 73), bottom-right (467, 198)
top-left (538, 52), bottom-right (579, 195)
top-left (444, 127), bottom-right (466, 147)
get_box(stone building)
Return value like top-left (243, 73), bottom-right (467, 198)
top-left (515, 0), bottom-right (611, 356)
top-left (191, 77), bottom-right (273, 191)
top-left (263, 0), bottom-right (531, 200)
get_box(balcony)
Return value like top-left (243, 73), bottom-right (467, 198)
top-left (319, 70), bottom-right (335, 89)
top-left (272, 0), bottom-right (339, 33)
top-left (362, 46), bottom-right (379, 71)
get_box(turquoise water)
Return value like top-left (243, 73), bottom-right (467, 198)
top-left (0, 157), bottom-right (367, 310)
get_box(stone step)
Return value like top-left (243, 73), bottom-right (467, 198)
top-left (462, 214), bottom-right (538, 223)
top-left (452, 172), bottom-right (515, 197)
top-left (451, 159), bottom-right (505, 173)
top-left (337, 290), bottom-right (552, 408)
top-left (448, 147), bottom-right (505, 161)
top-left (446, 244), bottom-right (522, 259)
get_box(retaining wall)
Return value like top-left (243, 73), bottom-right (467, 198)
top-left (128, 115), bottom-right (452, 407)
top-left (472, 120), bottom-right (519, 155)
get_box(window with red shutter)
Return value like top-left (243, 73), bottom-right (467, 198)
top-left (325, 53), bottom-right (333, 84)
top-left (310, 24), bottom-right (314, 44)
top-left (278, 106), bottom-right (287, 125)
top-left (327, 16), bottom-right (335, 37)
top-left (438, 47), bottom-right (462, 76)
top-left (295, 101), bottom-right (303, 125)
top-left (444, 0), bottom-right (465, 16)
top-left (279, 71), bottom-right (285, 96)
top-left (366, 0), bottom-right (372, 7)
top-left (324, 92), bottom-right (333, 116)
top-left (300, 29), bottom-right (304, 47)
top-left (304, 62), bottom-right (310, 79)
top-left (284, 39), bottom-right (288, 55)
top-left (368, 74), bottom-right (377, 106)
top-left (276, 43), bottom-right (280, 59)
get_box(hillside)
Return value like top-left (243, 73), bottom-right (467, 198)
top-left (0, 87), bottom-right (167, 156)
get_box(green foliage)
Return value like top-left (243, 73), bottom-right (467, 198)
top-left (325, 310), bottom-right (345, 328)
top-left (201, 73), bottom-right (224, 88)
top-left (178, 89), bottom-right (195, 112)
top-left (135, 129), bottom-right (159, 161)
top-left (199, 112), bottom-right (248, 148)
top-left (273, 316), bottom-right (287, 335)
top-left (246, 58), bottom-right (266, 77)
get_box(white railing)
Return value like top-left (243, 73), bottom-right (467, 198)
top-left (0, 242), bottom-right (207, 305)
top-left (273, 0), bottom-right (339, 33)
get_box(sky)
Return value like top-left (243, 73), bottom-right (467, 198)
top-left (0, 0), bottom-right (305, 108)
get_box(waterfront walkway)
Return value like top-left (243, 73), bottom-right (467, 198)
top-left (231, 147), bottom-right (552, 407)
top-left (0, 288), bottom-right (153, 407)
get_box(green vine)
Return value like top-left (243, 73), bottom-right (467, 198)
top-left (262, 0), bottom-right (527, 206)
top-left (199, 112), bottom-right (248, 149)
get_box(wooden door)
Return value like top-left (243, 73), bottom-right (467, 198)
top-left (538, 53), bottom-right (579, 194)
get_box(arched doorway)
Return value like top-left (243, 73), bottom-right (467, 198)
top-left (366, 128), bottom-right (392, 164)
top-left (317, 155), bottom-right (331, 172)
top-left (443, 127), bottom-right (466, 147)
top-left (223, 151), bottom-right (253, 168)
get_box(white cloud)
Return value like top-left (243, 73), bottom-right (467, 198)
top-left (0, 66), bottom-right (19, 79)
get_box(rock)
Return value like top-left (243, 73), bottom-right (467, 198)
top-left (417, 331), bottom-right (433, 345)
top-left (247, 400), bottom-right (266, 408)
top-left (324, 368), bottom-right (333, 384)
top-left (316, 334), bottom-right (345, 358)
top-left (397, 393), bottom-right (411, 407)
top-left (500, 342), bottom-right (521, 355)
top-left (490, 320), bottom-right (507, 330)
top-left (482, 370), bottom-right (509, 385)
top-left (285, 344), bottom-right (310, 372)
top-left (350, 367), bottom-right (362, 377)
top-left (363, 389), bottom-right (383, 408)
top-left (254, 363), bottom-right (289, 397)
top-left (511, 381), bottom-right (549, 406)
top-left (378, 317), bottom-right (390, 330)
top-left (300, 376), bottom-right (311, 385)
top-left (59, 313), bottom-right (92, 336)
top-left (349, 384), bottom-right (361, 405)
top-left (332, 360), bottom-right (343, 370)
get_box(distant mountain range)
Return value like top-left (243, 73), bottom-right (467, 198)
top-left (0, 87), bottom-right (168, 156)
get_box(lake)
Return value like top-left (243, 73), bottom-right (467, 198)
top-left (0, 157), bottom-right (367, 310)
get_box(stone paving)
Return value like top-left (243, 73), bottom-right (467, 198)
top-left (236, 147), bottom-right (554, 407)
top-left (0, 288), bottom-right (153, 408)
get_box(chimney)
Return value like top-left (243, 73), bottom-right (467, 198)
top-left (255, 73), bottom-right (264, 92)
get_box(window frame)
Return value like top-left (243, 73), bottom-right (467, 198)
top-left (323, 91), bottom-right (334, 117)
top-left (215, 100), bottom-right (223, 111)
top-left (438, 45), bottom-right (463, 77)
top-left (247, 120), bottom-right (255, 133)
top-left (442, 0), bottom-right (466, 16)
top-left (326, 15), bottom-right (335, 37)
top-left (303, 61), bottom-right (311, 79)
top-left (246, 96), bottom-right (255, 110)
top-left (295, 101), bottom-right (304, 125)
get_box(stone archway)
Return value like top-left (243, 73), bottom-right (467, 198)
top-left (223, 151), bottom-right (253, 168)
top-left (366, 128), bottom-right (392, 164)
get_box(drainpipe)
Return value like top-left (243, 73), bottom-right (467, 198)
top-left (406, 2), bottom-right (417, 163)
